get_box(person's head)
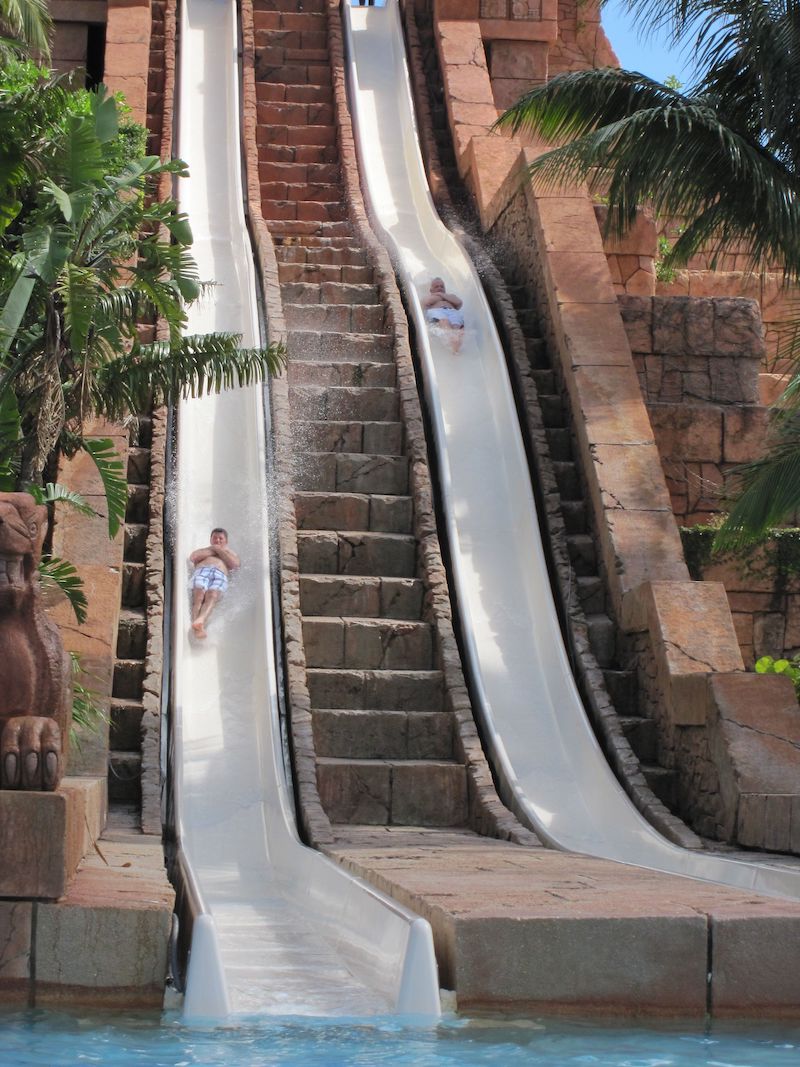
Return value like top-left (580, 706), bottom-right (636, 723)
top-left (210, 527), bottom-right (228, 546)
top-left (430, 277), bottom-right (445, 294)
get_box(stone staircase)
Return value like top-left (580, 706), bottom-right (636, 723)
top-left (255, 0), bottom-right (469, 832)
top-left (411, 5), bottom-right (680, 814)
top-left (108, 416), bottom-right (152, 819)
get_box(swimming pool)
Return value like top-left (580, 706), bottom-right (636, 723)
top-left (1, 1009), bottom-right (799, 1066)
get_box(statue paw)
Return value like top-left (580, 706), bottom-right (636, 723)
top-left (1, 717), bottom-right (62, 791)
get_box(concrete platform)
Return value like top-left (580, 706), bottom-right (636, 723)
top-left (0, 836), bottom-right (174, 1008)
top-left (0, 777), bottom-right (106, 899)
top-left (330, 832), bottom-right (800, 1017)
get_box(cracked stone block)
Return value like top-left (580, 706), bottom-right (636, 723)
top-left (0, 902), bottom-right (31, 997)
top-left (300, 575), bottom-right (381, 617)
top-left (407, 711), bottom-right (454, 759)
top-left (380, 577), bottom-right (425, 619)
top-left (343, 619), bottom-right (433, 670)
top-left (369, 495), bottom-right (413, 533)
top-left (297, 530), bottom-right (339, 573)
top-left (313, 709), bottom-right (408, 759)
top-left (390, 761), bottom-right (467, 826)
top-left (293, 451), bottom-right (336, 491)
top-left (335, 453), bottom-right (409, 495)
top-left (303, 618), bottom-right (345, 667)
top-left (317, 758), bottom-right (390, 823)
top-left (362, 422), bottom-right (404, 455)
top-left (295, 492), bottom-right (370, 531)
top-left (339, 533), bottom-right (416, 577)
top-left (294, 420), bottom-right (363, 453)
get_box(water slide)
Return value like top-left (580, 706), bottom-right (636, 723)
top-left (342, 0), bottom-right (800, 900)
top-left (169, 0), bottom-right (440, 1019)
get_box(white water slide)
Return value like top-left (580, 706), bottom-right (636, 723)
top-left (342, 0), bottom-right (800, 900)
top-left (170, 0), bottom-right (440, 1019)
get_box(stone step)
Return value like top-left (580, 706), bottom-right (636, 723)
top-left (116, 607), bottom-right (147, 659)
top-left (262, 199), bottom-right (347, 224)
top-left (256, 100), bottom-right (333, 127)
top-left (585, 612), bottom-right (616, 668)
top-left (517, 308), bottom-right (540, 333)
top-left (110, 696), bottom-right (144, 751)
top-left (268, 219), bottom-right (353, 239)
top-left (259, 159), bottom-right (339, 185)
top-left (261, 180), bottom-right (342, 205)
top-left (526, 336), bottom-right (548, 368)
top-left (256, 81), bottom-right (331, 106)
top-left (296, 491), bottom-right (413, 534)
top-left (108, 751), bottom-right (142, 805)
top-left (316, 757), bottom-right (467, 826)
top-left (313, 708), bottom-right (453, 760)
top-left (124, 522), bottom-right (147, 563)
top-left (303, 617), bottom-right (433, 669)
top-left (281, 281), bottom-right (380, 306)
top-left (112, 658), bottom-right (145, 701)
top-left (261, 142), bottom-right (337, 165)
top-left (566, 533), bottom-right (597, 576)
top-left (531, 368), bottom-right (556, 394)
top-left (127, 446), bottom-right (150, 484)
top-left (539, 394), bottom-right (565, 428)
top-left (619, 715), bottom-right (658, 763)
top-left (300, 575), bottom-right (423, 619)
top-left (293, 451), bottom-right (409, 495)
top-left (257, 123), bottom-right (335, 148)
top-left (126, 483), bottom-right (149, 524)
top-left (576, 574), bottom-right (604, 614)
top-left (643, 764), bottom-right (678, 809)
top-left (298, 530), bottom-right (415, 577)
top-left (307, 668), bottom-right (442, 711)
top-left (276, 243), bottom-right (368, 267)
top-left (132, 414), bottom-right (153, 448)
top-left (278, 260), bottom-right (373, 285)
top-left (293, 419), bottom-right (403, 456)
top-left (290, 384), bottom-right (399, 422)
top-left (552, 459), bottom-right (580, 500)
top-left (287, 330), bottom-right (392, 362)
top-left (284, 302), bottom-right (384, 332)
top-left (292, 360), bottom-right (398, 390)
top-left (561, 499), bottom-right (587, 535)
top-left (122, 561), bottom-right (145, 608)
top-left (255, 62), bottom-right (331, 88)
top-left (254, 2), bottom-right (325, 26)
top-left (545, 427), bottom-right (573, 461)
top-left (603, 668), bottom-right (639, 715)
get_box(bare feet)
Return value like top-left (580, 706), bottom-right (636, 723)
top-left (191, 619), bottom-right (207, 639)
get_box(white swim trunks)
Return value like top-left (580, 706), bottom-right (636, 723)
top-left (426, 306), bottom-right (464, 328)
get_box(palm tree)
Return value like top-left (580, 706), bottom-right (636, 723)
top-left (1, 0), bottom-right (51, 58)
top-left (495, 1), bottom-right (800, 547)
top-left (1, 77), bottom-right (285, 536)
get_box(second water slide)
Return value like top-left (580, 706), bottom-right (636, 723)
top-left (170, 0), bottom-right (439, 1018)
top-left (342, 0), bottom-right (800, 899)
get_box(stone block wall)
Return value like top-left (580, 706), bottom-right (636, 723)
top-left (620, 294), bottom-right (768, 525)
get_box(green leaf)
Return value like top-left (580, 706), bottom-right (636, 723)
top-left (38, 555), bottom-right (87, 624)
top-left (26, 481), bottom-right (97, 518)
top-left (0, 268), bottom-right (34, 359)
top-left (80, 437), bottom-right (127, 538)
top-left (90, 86), bottom-right (118, 144)
top-left (773, 659), bottom-right (791, 673)
top-left (42, 177), bottom-right (72, 221)
top-left (754, 656), bottom-right (774, 674)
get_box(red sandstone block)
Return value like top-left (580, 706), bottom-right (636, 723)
top-left (287, 125), bottom-right (334, 146)
top-left (307, 64), bottom-right (331, 84)
top-left (261, 181), bottom-right (289, 199)
top-left (300, 31), bottom-right (327, 51)
top-left (295, 145), bottom-right (336, 163)
top-left (254, 10), bottom-right (280, 30)
top-left (285, 47), bottom-right (328, 63)
top-left (262, 200), bottom-right (297, 221)
top-left (260, 161), bottom-right (306, 183)
top-left (259, 123), bottom-right (288, 146)
top-left (286, 84), bottom-right (332, 104)
top-left (256, 44), bottom-right (285, 66)
top-left (298, 200), bottom-right (342, 223)
top-left (256, 82), bottom-right (285, 102)
top-left (280, 11), bottom-right (326, 32)
top-left (262, 63), bottom-right (306, 83)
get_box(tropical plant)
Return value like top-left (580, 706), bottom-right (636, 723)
top-left (755, 653), bottom-right (800, 699)
top-left (0, 73), bottom-right (285, 537)
top-left (0, 0), bottom-right (51, 59)
top-left (495, 0), bottom-right (800, 547)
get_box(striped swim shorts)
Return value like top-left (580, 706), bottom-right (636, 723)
top-left (192, 566), bottom-right (229, 593)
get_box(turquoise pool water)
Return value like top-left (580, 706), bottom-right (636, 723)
top-left (1, 1010), bottom-right (800, 1066)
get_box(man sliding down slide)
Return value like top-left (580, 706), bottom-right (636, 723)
top-left (189, 527), bottom-right (240, 639)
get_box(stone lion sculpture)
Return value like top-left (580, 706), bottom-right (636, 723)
top-left (0, 492), bottom-right (72, 790)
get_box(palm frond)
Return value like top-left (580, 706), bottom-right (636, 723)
top-left (38, 554), bottom-right (87, 623)
top-left (27, 480), bottom-right (97, 518)
top-left (79, 436), bottom-right (127, 538)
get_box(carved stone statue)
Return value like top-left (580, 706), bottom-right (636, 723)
top-left (0, 493), bottom-right (71, 790)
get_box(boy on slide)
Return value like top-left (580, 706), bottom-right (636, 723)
top-left (189, 527), bottom-right (240, 639)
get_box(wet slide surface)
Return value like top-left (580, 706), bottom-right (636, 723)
top-left (170, 0), bottom-right (440, 1018)
top-left (342, 0), bottom-right (800, 900)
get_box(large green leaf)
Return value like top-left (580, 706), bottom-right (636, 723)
top-left (38, 555), bottom-right (87, 624)
top-left (80, 436), bottom-right (127, 538)
top-left (0, 266), bottom-right (35, 358)
top-left (27, 480), bottom-right (97, 518)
